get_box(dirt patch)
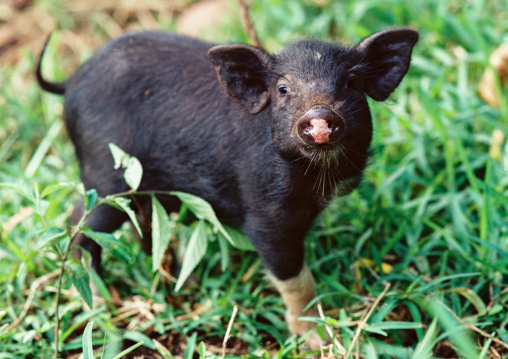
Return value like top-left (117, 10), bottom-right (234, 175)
top-left (177, 0), bottom-right (229, 38)
top-left (0, 0), bottom-right (217, 69)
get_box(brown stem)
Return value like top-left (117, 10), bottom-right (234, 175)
top-left (237, 0), bottom-right (262, 49)
top-left (51, 189), bottom-right (168, 357)
top-left (54, 211), bottom-right (88, 359)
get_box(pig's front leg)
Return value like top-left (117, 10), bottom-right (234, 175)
top-left (246, 223), bottom-right (327, 349)
top-left (270, 264), bottom-right (326, 350)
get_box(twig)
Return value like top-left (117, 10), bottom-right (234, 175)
top-left (4, 270), bottom-right (60, 332)
top-left (222, 305), bottom-right (238, 359)
top-left (317, 303), bottom-right (346, 355)
top-left (237, 0), bottom-right (262, 49)
top-left (7, 189), bottom-right (147, 357)
top-left (54, 227), bottom-right (81, 358)
top-left (345, 283), bottom-right (391, 358)
top-left (3, 206), bottom-right (33, 233)
top-left (52, 193), bottom-right (118, 358)
top-left (440, 302), bottom-right (508, 351)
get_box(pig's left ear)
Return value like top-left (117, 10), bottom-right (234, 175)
top-left (355, 29), bottom-right (418, 101)
top-left (208, 45), bottom-right (272, 114)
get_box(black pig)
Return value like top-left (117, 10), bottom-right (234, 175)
top-left (36, 29), bottom-right (418, 348)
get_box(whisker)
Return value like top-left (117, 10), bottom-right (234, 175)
top-left (312, 166), bottom-right (321, 192)
top-left (327, 167), bottom-right (334, 193)
top-left (304, 150), bottom-right (317, 176)
top-left (321, 168), bottom-right (326, 197)
top-left (291, 155), bottom-right (307, 163)
top-left (341, 95), bottom-right (365, 113)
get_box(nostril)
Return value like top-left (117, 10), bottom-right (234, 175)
top-left (300, 121), bottom-right (314, 135)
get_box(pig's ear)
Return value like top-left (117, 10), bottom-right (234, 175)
top-left (208, 45), bottom-right (271, 114)
top-left (354, 29), bottom-right (418, 101)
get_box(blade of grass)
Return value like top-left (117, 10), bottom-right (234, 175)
top-left (82, 322), bottom-right (94, 359)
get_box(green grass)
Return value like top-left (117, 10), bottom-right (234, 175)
top-left (1, 0), bottom-right (508, 358)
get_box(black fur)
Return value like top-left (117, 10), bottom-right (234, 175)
top-left (36, 29), bottom-right (418, 280)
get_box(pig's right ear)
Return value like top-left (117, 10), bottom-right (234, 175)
top-left (354, 29), bottom-right (419, 101)
top-left (208, 45), bottom-right (271, 114)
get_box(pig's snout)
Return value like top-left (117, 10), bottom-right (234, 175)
top-left (297, 108), bottom-right (344, 145)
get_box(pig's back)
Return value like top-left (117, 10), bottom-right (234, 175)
top-left (63, 31), bottom-right (269, 221)
top-left (63, 31), bottom-right (221, 151)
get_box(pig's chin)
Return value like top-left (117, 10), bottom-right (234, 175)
top-left (298, 144), bottom-right (342, 170)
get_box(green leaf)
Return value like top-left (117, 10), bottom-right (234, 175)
top-left (363, 324), bottom-right (388, 336)
top-left (217, 234), bottom-right (229, 271)
top-left (171, 191), bottom-right (231, 242)
top-left (37, 227), bottom-right (67, 249)
top-left (112, 342), bottom-right (144, 359)
top-left (124, 331), bottom-right (155, 349)
top-left (183, 332), bottom-right (197, 359)
top-left (89, 269), bottom-right (112, 301)
top-left (109, 143), bottom-right (143, 191)
top-left (77, 183), bottom-right (86, 196)
top-left (110, 197), bottom-right (143, 237)
top-left (82, 230), bottom-right (132, 263)
top-left (0, 182), bottom-right (34, 201)
top-left (84, 189), bottom-right (98, 211)
top-left (35, 199), bottom-right (50, 218)
top-left (364, 338), bottom-right (378, 359)
top-left (154, 339), bottom-right (175, 359)
top-left (198, 341), bottom-right (206, 359)
top-left (418, 297), bottom-right (480, 359)
top-left (412, 317), bottom-right (438, 359)
top-left (417, 272), bottom-right (480, 293)
top-left (405, 300), bottom-right (425, 341)
top-left (67, 262), bottom-right (93, 309)
top-left (445, 287), bottom-right (487, 316)
top-left (316, 324), bottom-right (327, 341)
top-left (24, 120), bottom-right (63, 178)
top-left (82, 322), bottom-right (94, 359)
top-left (151, 196), bottom-right (173, 272)
top-left (369, 321), bottom-right (425, 331)
top-left (110, 142), bottom-right (126, 170)
top-left (40, 182), bottom-right (73, 198)
top-left (222, 225), bottom-right (255, 251)
top-left (124, 156), bottom-right (143, 191)
top-left (60, 308), bottom-right (107, 342)
top-left (488, 303), bottom-right (503, 316)
top-left (175, 220), bottom-right (208, 292)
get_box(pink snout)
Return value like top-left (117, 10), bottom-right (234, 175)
top-left (297, 108), bottom-right (344, 146)
top-left (307, 118), bottom-right (332, 144)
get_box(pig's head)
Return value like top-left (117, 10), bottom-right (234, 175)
top-left (208, 29), bottom-right (418, 190)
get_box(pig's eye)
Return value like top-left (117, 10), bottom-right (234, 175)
top-left (345, 75), bottom-right (363, 92)
top-left (345, 76), bottom-right (356, 89)
top-left (278, 85), bottom-right (289, 96)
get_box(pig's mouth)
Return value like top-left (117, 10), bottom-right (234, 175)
top-left (298, 142), bottom-right (344, 167)
top-left (298, 144), bottom-right (350, 196)
top-left (292, 108), bottom-right (353, 196)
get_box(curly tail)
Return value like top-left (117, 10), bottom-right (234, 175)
top-left (35, 34), bottom-right (66, 95)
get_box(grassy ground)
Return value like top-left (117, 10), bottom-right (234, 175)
top-left (1, 0), bottom-right (508, 358)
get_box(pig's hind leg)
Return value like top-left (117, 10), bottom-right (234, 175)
top-left (71, 199), bottom-right (129, 275)
top-left (70, 155), bottom-right (133, 273)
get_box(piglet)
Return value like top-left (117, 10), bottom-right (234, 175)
top-left (36, 28), bottom-right (418, 349)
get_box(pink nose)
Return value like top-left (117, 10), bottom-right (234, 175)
top-left (297, 108), bottom-right (344, 145)
top-left (306, 118), bottom-right (332, 144)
